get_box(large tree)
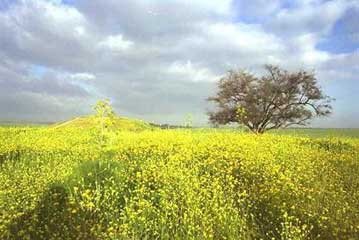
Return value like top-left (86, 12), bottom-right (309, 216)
top-left (208, 65), bottom-right (333, 133)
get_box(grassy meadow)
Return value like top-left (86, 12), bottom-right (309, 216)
top-left (0, 118), bottom-right (359, 239)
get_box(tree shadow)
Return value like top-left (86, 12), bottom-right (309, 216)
top-left (0, 149), bottom-right (21, 166)
top-left (8, 158), bottom-right (128, 240)
top-left (8, 183), bottom-right (98, 240)
top-left (7, 159), bottom-right (129, 239)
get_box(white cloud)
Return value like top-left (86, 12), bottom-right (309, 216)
top-left (74, 26), bottom-right (85, 36)
top-left (98, 35), bottom-right (134, 52)
top-left (168, 60), bottom-right (220, 82)
top-left (70, 72), bottom-right (96, 81)
top-left (0, 0), bottom-right (358, 126)
top-left (204, 22), bottom-right (283, 53)
top-left (270, 0), bottom-right (352, 36)
top-left (292, 34), bottom-right (331, 66)
top-left (189, 0), bottom-right (233, 15)
top-left (235, 0), bottom-right (281, 19)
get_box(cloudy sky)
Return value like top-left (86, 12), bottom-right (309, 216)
top-left (0, 0), bottom-right (358, 127)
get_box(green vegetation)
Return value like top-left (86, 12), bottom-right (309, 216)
top-left (52, 116), bottom-right (154, 132)
top-left (0, 122), bottom-right (49, 128)
top-left (1, 125), bottom-right (359, 239)
top-left (271, 128), bottom-right (359, 138)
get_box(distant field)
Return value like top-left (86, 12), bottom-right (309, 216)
top-left (1, 120), bottom-right (358, 139)
top-left (0, 122), bottom-right (50, 128)
top-left (200, 127), bottom-right (359, 138)
top-left (270, 128), bottom-right (359, 138)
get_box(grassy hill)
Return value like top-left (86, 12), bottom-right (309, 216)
top-left (51, 115), bottom-right (154, 131)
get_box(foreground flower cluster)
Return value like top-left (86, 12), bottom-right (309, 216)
top-left (0, 127), bottom-right (358, 239)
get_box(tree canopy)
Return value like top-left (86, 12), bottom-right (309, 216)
top-left (208, 65), bottom-right (333, 133)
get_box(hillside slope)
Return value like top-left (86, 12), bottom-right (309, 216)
top-left (52, 116), bottom-right (154, 131)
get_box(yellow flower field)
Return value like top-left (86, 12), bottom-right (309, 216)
top-left (0, 127), bottom-right (358, 239)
